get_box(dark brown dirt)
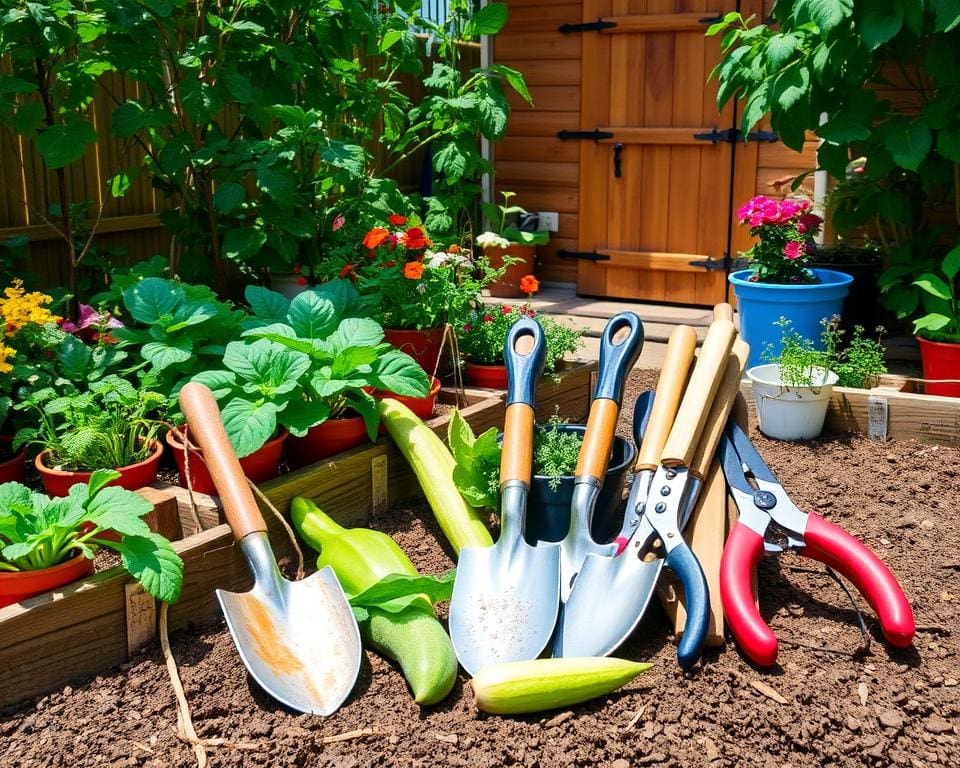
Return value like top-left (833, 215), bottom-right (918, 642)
top-left (2, 370), bottom-right (958, 767)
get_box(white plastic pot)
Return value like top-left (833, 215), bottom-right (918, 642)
top-left (746, 364), bottom-right (839, 441)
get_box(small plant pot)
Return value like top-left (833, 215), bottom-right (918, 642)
top-left (383, 327), bottom-right (448, 374)
top-left (36, 439), bottom-right (164, 497)
top-left (524, 426), bottom-right (637, 545)
top-left (286, 416), bottom-right (370, 468)
top-left (166, 426), bottom-right (288, 495)
top-left (0, 552), bottom-right (94, 609)
top-left (465, 361), bottom-right (509, 389)
top-left (747, 364), bottom-right (838, 441)
top-left (0, 435), bottom-right (27, 484)
top-left (374, 376), bottom-right (442, 421)
top-left (484, 244), bottom-right (536, 298)
top-left (917, 336), bottom-right (960, 398)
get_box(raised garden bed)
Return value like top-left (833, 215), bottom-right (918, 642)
top-left (0, 362), bottom-right (595, 709)
top-left (1, 370), bottom-right (956, 767)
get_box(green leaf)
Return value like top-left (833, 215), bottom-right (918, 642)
top-left (817, 115), bottom-right (871, 143)
top-left (124, 277), bottom-right (182, 324)
top-left (350, 570), bottom-right (456, 613)
top-left (331, 346), bottom-right (378, 379)
top-left (321, 142), bottom-right (366, 177)
top-left (256, 163), bottom-right (297, 203)
top-left (245, 286), bottom-right (290, 324)
top-left (740, 83), bottom-right (769, 134)
top-left (111, 101), bottom-right (145, 137)
top-left (465, 3), bottom-right (508, 37)
top-left (222, 227), bottom-right (267, 261)
top-left (189, 370), bottom-right (238, 399)
top-left (885, 121), bottom-right (931, 171)
top-left (931, 0), bottom-right (960, 32)
top-left (807, 0), bottom-right (853, 32)
top-left (288, 291), bottom-right (338, 339)
top-left (369, 350), bottom-right (429, 397)
top-left (35, 121), bottom-right (97, 169)
top-left (142, 338), bottom-right (194, 370)
top-left (109, 167), bottom-right (138, 198)
top-left (937, 125), bottom-right (960, 162)
top-left (914, 273), bottom-right (953, 300)
top-left (85, 487), bottom-right (153, 536)
top-left (380, 29), bottom-right (405, 53)
top-left (861, 7), bottom-right (903, 50)
top-left (166, 302), bottom-right (217, 333)
top-left (325, 317), bottom-right (384, 353)
top-left (278, 398), bottom-right (329, 436)
top-left (772, 67), bottom-right (810, 111)
top-left (220, 398), bottom-right (278, 458)
top-left (57, 335), bottom-right (92, 380)
top-left (944, 246), bottom-right (960, 280)
top-left (764, 34), bottom-right (799, 68)
top-left (489, 64), bottom-right (531, 104)
top-left (109, 533), bottom-right (184, 603)
top-left (914, 313), bottom-right (953, 332)
top-left (87, 469), bottom-right (121, 499)
top-left (213, 182), bottom-right (245, 213)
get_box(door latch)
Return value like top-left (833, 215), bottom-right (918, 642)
top-left (613, 143), bottom-right (623, 178)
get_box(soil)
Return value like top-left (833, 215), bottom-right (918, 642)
top-left (2, 370), bottom-right (959, 767)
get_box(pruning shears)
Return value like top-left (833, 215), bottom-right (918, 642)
top-left (718, 420), bottom-right (916, 667)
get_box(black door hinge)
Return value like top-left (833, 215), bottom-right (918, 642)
top-left (556, 129), bottom-right (615, 141)
top-left (559, 19), bottom-right (618, 33)
top-left (693, 128), bottom-right (779, 144)
top-left (557, 249), bottom-right (611, 262)
top-left (688, 255), bottom-right (750, 272)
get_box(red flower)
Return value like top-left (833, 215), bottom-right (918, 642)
top-left (528, 310), bottom-right (536, 317)
top-left (483, 314), bottom-right (494, 323)
top-left (332, 213), bottom-right (345, 231)
top-left (297, 276), bottom-right (308, 286)
top-left (520, 274), bottom-right (540, 294)
top-left (463, 323), bottom-right (473, 332)
top-left (403, 262), bottom-right (425, 280)
top-left (400, 227), bottom-right (430, 251)
top-left (501, 305), bottom-right (512, 315)
top-left (388, 213), bottom-right (407, 227)
top-left (383, 259), bottom-right (397, 268)
top-left (339, 263), bottom-right (356, 278)
top-left (292, 264), bottom-right (301, 274)
top-left (363, 227), bottom-right (390, 249)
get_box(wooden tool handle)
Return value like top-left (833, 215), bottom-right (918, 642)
top-left (635, 325), bottom-right (698, 471)
top-left (689, 339), bottom-right (750, 479)
top-left (713, 303), bottom-right (735, 323)
top-left (179, 382), bottom-right (267, 540)
top-left (500, 403), bottom-right (535, 485)
top-left (574, 398), bottom-right (620, 479)
top-left (661, 319), bottom-right (737, 467)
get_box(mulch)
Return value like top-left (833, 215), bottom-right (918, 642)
top-left (1, 370), bottom-right (958, 767)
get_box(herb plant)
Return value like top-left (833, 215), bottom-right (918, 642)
top-left (14, 375), bottom-right (166, 471)
top-left (478, 191), bottom-right (550, 249)
top-left (533, 416), bottom-right (583, 491)
top-left (0, 471), bottom-right (183, 603)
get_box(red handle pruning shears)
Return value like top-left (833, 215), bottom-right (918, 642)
top-left (718, 420), bottom-right (915, 666)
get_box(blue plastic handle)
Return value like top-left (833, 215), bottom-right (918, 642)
top-left (504, 317), bottom-right (547, 408)
top-left (632, 389), bottom-right (655, 447)
top-left (665, 542), bottom-right (711, 670)
top-left (593, 312), bottom-right (645, 401)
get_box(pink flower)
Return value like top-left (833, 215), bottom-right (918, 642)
top-left (463, 323), bottom-right (472, 332)
top-left (332, 213), bottom-right (345, 231)
top-left (778, 199), bottom-right (799, 221)
top-left (783, 241), bottom-right (803, 260)
top-left (797, 213), bottom-right (823, 234)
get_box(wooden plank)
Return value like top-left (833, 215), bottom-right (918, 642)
top-left (505, 110), bottom-right (581, 137)
top-left (503, 2), bottom-right (583, 26)
top-left (508, 85), bottom-right (581, 112)
top-left (600, 248), bottom-right (714, 272)
top-left (593, 126), bottom-right (725, 144)
top-left (601, 11), bottom-right (721, 33)
top-left (0, 213), bottom-right (163, 242)
top-left (496, 160), bottom-right (579, 187)
top-left (494, 32), bottom-right (581, 61)
top-left (495, 59), bottom-right (581, 87)
top-left (497, 137), bottom-right (580, 163)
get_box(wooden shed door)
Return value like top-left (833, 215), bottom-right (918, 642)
top-left (571, 0), bottom-right (741, 304)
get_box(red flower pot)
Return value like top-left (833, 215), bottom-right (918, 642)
top-left (374, 376), bottom-right (442, 420)
top-left (36, 439), bottom-right (164, 497)
top-left (918, 336), bottom-right (960, 397)
top-left (383, 327), bottom-right (448, 374)
top-left (0, 435), bottom-right (27, 484)
top-left (465, 362), bottom-right (509, 389)
top-left (0, 553), bottom-right (94, 609)
top-left (286, 416), bottom-right (370, 468)
top-left (484, 244), bottom-right (536, 298)
top-left (166, 426), bottom-right (288, 495)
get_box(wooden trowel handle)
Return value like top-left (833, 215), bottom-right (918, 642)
top-left (661, 319), bottom-right (737, 467)
top-left (179, 382), bottom-right (267, 540)
top-left (635, 325), bottom-right (697, 471)
top-left (713, 302), bottom-right (735, 323)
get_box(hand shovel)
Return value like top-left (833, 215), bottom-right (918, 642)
top-left (448, 317), bottom-right (558, 676)
top-left (179, 382), bottom-right (362, 715)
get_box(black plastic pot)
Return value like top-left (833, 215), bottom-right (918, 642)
top-left (524, 425), bottom-right (637, 546)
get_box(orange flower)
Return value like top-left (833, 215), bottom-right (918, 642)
top-left (363, 227), bottom-right (390, 249)
top-left (400, 227), bottom-right (430, 251)
top-left (448, 244), bottom-right (460, 253)
top-left (388, 213), bottom-right (408, 227)
top-left (403, 261), bottom-right (425, 280)
top-left (520, 274), bottom-right (540, 295)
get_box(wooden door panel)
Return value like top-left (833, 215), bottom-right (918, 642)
top-left (576, 0), bottom-right (738, 304)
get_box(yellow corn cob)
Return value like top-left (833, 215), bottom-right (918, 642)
top-left (471, 657), bottom-right (652, 715)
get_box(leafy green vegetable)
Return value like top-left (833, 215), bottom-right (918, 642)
top-left (0, 471), bottom-right (183, 603)
top-left (349, 570), bottom-right (455, 623)
top-left (447, 409), bottom-right (501, 509)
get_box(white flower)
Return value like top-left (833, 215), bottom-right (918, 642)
top-left (416, 282), bottom-right (427, 294)
top-left (476, 231), bottom-right (510, 249)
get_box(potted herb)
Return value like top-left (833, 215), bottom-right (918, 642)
top-left (234, 281), bottom-right (429, 466)
top-left (729, 196), bottom-right (852, 368)
top-left (14, 375), bottom-right (167, 496)
top-left (477, 191), bottom-right (550, 298)
top-left (457, 279), bottom-right (583, 389)
top-left (0, 471), bottom-right (183, 608)
top-left (748, 318), bottom-right (887, 441)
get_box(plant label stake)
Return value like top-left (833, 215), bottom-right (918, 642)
top-left (179, 383), bottom-right (361, 716)
top-left (449, 318), bottom-right (559, 676)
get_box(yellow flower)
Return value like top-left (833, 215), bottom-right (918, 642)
top-left (0, 343), bottom-right (15, 374)
top-left (0, 279), bottom-right (60, 336)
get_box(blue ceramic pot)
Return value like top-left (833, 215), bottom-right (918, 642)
top-left (524, 425), bottom-right (636, 546)
top-left (729, 268), bottom-right (854, 368)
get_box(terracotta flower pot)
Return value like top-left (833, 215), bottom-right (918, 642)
top-left (0, 553), bottom-right (94, 609)
top-left (383, 327), bottom-right (448, 374)
top-left (286, 416), bottom-right (370, 468)
top-left (484, 244), bottom-right (536, 298)
top-left (166, 426), bottom-right (288, 495)
top-left (465, 362), bottom-right (509, 389)
top-left (36, 439), bottom-right (164, 497)
top-left (374, 376), bottom-right (442, 420)
top-left (917, 336), bottom-right (960, 397)
top-left (0, 435), bottom-right (27, 484)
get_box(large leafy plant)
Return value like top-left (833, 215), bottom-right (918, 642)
top-left (0, 471), bottom-right (183, 603)
top-left (14, 374), bottom-right (166, 471)
top-left (195, 281), bottom-right (429, 448)
top-left (708, 2), bottom-right (960, 334)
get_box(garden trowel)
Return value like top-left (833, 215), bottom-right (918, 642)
top-left (179, 382), bottom-right (361, 716)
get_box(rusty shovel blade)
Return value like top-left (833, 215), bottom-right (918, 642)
top-left (217, 533), bottom-right (362, 716)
